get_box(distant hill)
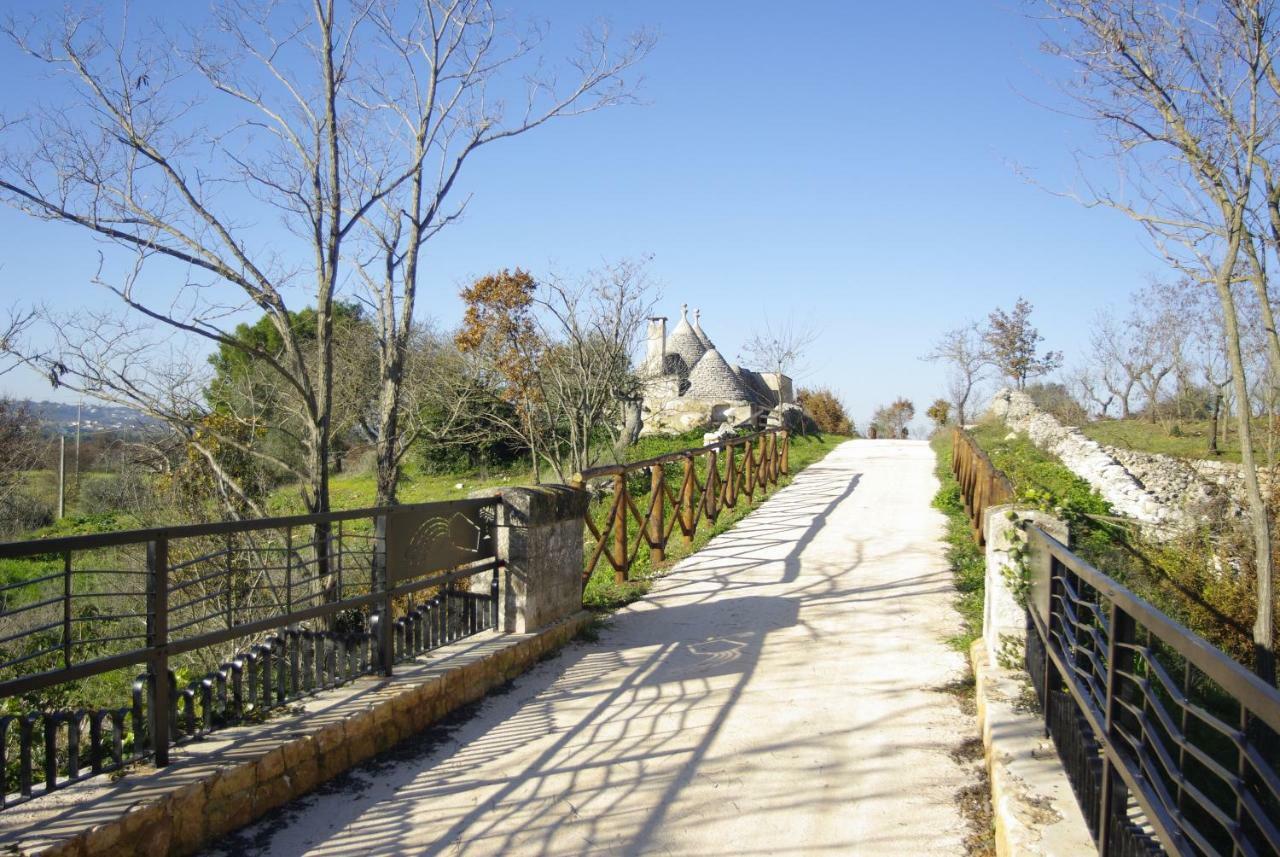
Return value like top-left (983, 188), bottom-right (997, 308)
top-left (21, 400), bottom-right (165, 435)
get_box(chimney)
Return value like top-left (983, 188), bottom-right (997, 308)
top-left (646, 316), bottom-right (668, 372)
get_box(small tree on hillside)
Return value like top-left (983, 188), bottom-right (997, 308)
top-left (926, 398), bottom-right (951, 429)
top-left (797, 387), bottom-right (853, 435)
top-left (984, 298), bottom-right (1062, 390)
top-left (922, 322), bottom-right (988, 426)
top-left (455, 261), bottom-right (655, 482)
top-left (871, 398), bottom-right (915, 438)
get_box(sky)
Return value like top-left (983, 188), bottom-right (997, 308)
top-left (0, 1), bottom-right (1162, 432)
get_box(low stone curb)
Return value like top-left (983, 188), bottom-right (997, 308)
top-left (0, 611), bottom-right (594, 857)
top-left (969, 639), bottom-right (1094, 856)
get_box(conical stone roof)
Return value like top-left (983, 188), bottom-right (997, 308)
top-left (687, 347), bottom-right (752, 401)
top-left (666, 305), bottom-right (706, 373)
top-left (692, 309), bottom-right (714, 349)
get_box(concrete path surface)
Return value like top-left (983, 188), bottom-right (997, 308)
top-left (208, 439), bottom-right (972, 856)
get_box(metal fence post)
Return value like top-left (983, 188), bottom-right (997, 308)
top-left (1098, 602), bottom-right (1135, 853)
top-left (146, 537), bottom-right (170, 766)
top-left (373, 514), bottom-right (393, 676)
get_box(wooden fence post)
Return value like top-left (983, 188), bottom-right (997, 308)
top-left (732, 442), bottom-right (742, 511)
top-left (680, 455), bottom-right (695, 544)
top-left (649, 464), bottom-right (665, 564)
top-left (613, 473), bottom-right (628, 583)
top-left (705, 449), bottom-right (718, 519)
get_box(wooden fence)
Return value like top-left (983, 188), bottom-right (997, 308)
top-left (574, 429), bottom-right (789, 584)
top-left (951, 427), bottom-right (1015, 546)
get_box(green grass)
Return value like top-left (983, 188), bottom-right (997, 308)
top-left (929, 433), bottom-right (987, 652)
top-left (580, 431), bottom-right (850, 611)
top-left (1079, 417), bottom-right (1276, 464)
top-left (967, 421), bottom-right (1272, 669)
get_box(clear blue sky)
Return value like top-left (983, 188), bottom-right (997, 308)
top-left (0, 1), bottom-right (1158, 431)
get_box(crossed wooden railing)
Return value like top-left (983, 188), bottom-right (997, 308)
top-left (573, 428), bottom-right (789, 584)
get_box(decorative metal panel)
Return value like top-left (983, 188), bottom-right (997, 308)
top-left (385, 500), bottom-right (496, 584)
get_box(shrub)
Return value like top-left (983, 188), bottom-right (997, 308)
top-left (79, 471), bottom-right (157, 517)
top-left (0, 490), bottom-right (53, 538)
top-left (1024, 381), bottom-right (1087, 425)
top-left (798, 387), bottom-right (853, 435)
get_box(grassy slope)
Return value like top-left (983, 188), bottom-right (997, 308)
top-left (1078, 417), bottom-right (1275, 464)
top-left (969, 421), bottom-right (1269, 667)
top-left (929, 433), bottom-right (987, 652)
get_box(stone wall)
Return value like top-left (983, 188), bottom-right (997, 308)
top-left (987, 389), bottom-right (1181, 529)
top-left (639, 397), bottom-right (754, 436)
top-left (986, 389), bottom-right (1246, 532)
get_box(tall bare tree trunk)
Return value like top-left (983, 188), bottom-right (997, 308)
top-left (1213, 235), bottom-right (1275, 684)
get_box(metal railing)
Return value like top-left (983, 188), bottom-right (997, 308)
top-left (1026, 527), bottom-right (1280, 856)
top-left (948, 428), bottom-right (1280, 854)
top-left (951, 427), bottom-right (1014, 546)
top-left (0, 497), bottom-right (500, 809)
top-left (573, 428), bottom-right (789, 584)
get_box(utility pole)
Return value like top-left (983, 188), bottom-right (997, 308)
top-left (57, 434), bottom-right (66, 519)
top-left (74, 399), bottom-right (82, 505)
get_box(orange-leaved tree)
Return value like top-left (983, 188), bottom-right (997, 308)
top-left (455, 269), bottom-right (545, 480)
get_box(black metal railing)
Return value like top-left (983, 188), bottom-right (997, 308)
top-left (1025, 524), bottom-right (1280, 856)
top-left (0, 497), bottom-right (500, 809)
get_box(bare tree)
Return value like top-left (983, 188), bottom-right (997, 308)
top-left (348, 3), bottom-right (654, 503)
top-left (739, 316), bottom-right (820, 408)
top-left (0, 305), bottom-right (34, 377)
top-left (1067, 363), bottom-right (1116, 418)
top-left (923, 322), bottom-right (988, 426)
top-left (1043, 0), bottom-right (1277, 681)
top-left (0, 2), bottom-right (652, 516)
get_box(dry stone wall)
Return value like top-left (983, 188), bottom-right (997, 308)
top-left (986, 389), bottom-right (1268, 534)
top-left (987, 390), bottom-right (1177, 527)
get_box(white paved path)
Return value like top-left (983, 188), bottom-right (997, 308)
top-left (211, 440), bottom-right (971, 856)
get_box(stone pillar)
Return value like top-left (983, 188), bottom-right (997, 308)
top-left (982, 504), bottom-right (1068, 667)
top-left (485, 486), bottom-right (589, 634)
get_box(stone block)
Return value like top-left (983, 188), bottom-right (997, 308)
top-left (83, 822), bottom-right (121, 855)
top-left (282, 736), bottom-right (316, 770)
top-left (318, 744), bottom-right (351, 782)
top-left (983, 505), bottom-right (1068, 666)
top-left (315, 721), bottom-right (345, 754)
top-left (170, 783), bottom-right (208, 854)
top-left (140, 818), bottom-right (172, 857)
top-left (209, 763), bottom-right (255, 801)
top-left (256, 748), bottom-right (286, 783)
top-left (286, 757), bottom-right (320, 796)
top-left (253, 775), bottom-right (294, 814)
top-left (472, 486), bottom-right (587, 634)
top-left (205, 789), bottom-right (253, 836)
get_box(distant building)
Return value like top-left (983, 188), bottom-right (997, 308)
top-left (639, 305), bottom-right (794, 436)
